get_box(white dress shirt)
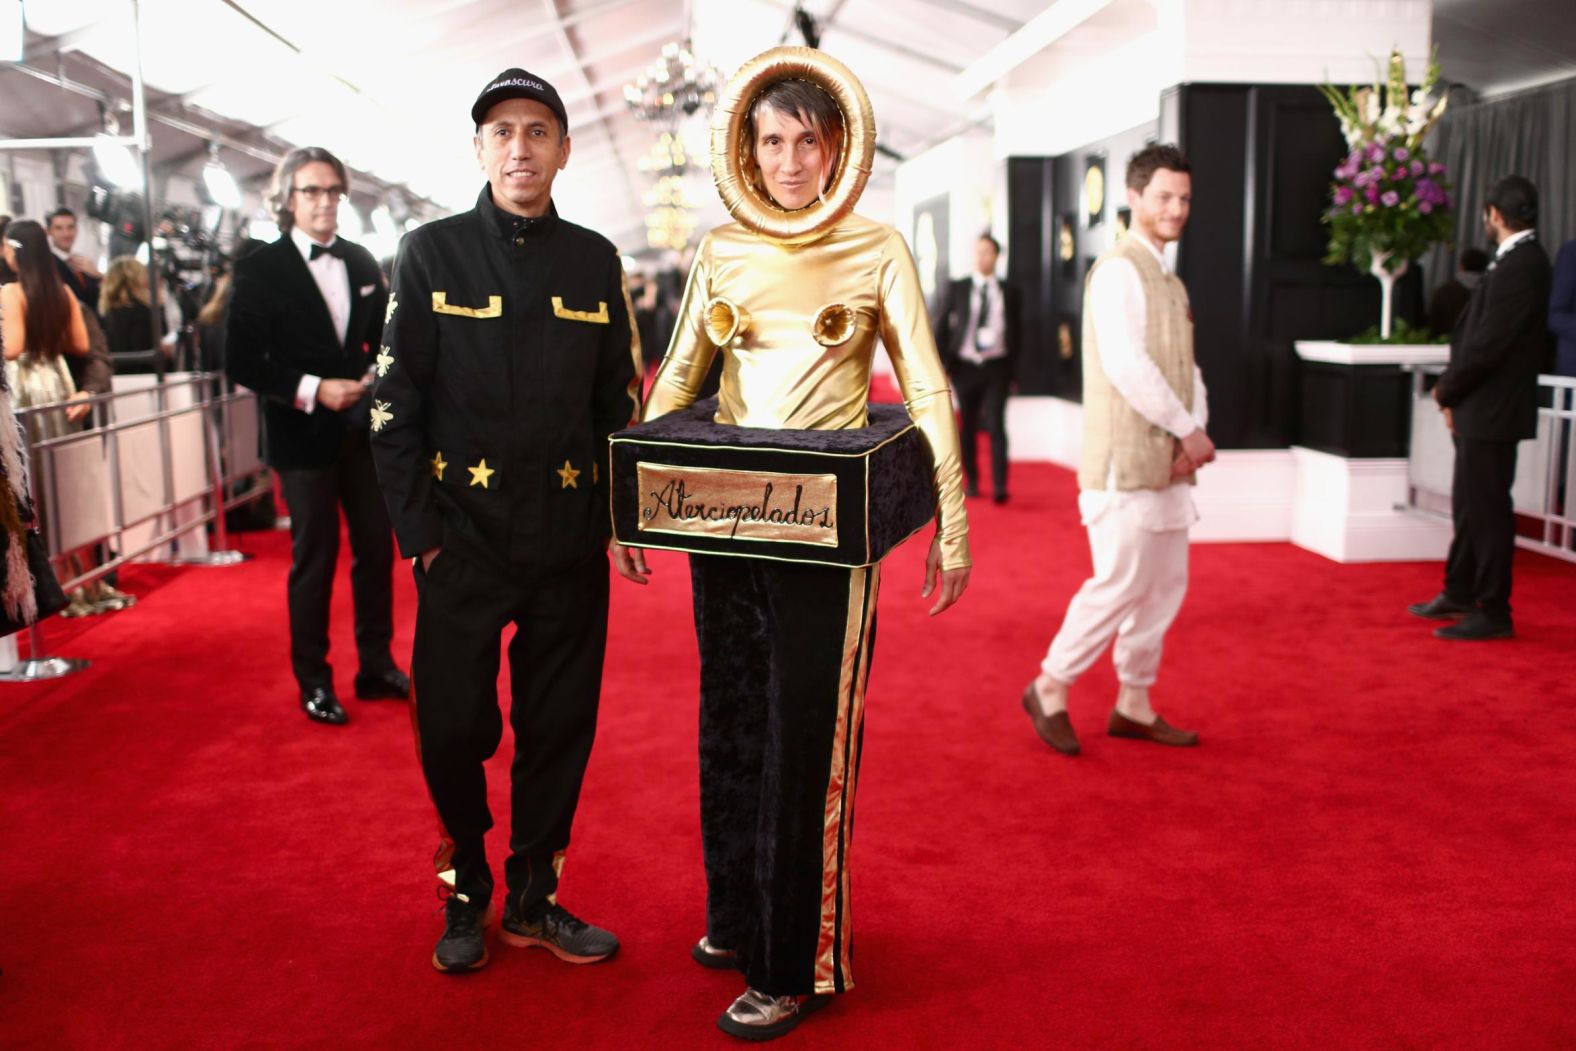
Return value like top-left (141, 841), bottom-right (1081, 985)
top-left (290, 226), bottom-right (351, 414)
top-left (960, 274), bottom-right (1008, 364)
top-left (1080, 233), bottom-right (1209, 532)
top-left (1494, 228), bottom-right (1535, 263)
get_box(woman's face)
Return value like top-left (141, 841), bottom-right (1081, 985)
top-left (753, 105), bottom-right (829, 211)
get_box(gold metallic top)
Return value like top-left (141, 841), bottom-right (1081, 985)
top-left (643, 214), bottom-right (971, 569)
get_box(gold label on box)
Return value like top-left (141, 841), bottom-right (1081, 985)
top-left (636, 463), bottom-right (838, 547)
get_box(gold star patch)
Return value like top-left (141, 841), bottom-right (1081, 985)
top-left (385, 293), bottom-right (398, 325)
top-left (592, 462), bottom-right (599, 484)
top-left (375, 346), bottom-right (394, 377)
top-left (430, 451), bottom-right (447, 481)
top-left (556, 460), bottom-right (581, 489)
top-left (370, 400), bottom-right (393, 432)
top-left (468, 458), bottom-right (495, 489)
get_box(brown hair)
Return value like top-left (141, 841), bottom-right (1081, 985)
top-left (1125, 144), bottom-right (1191, 193)
top-left (4, 220), bottom-right (75, 360)
top-left (743, 79), bottom-right (845, 201)
top-left (267, 147), bottom-right (350, 234)
top-left (99, 256), bottom-right (150, 313)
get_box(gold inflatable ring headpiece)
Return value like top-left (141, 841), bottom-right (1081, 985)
top-left (704, 297), bottom-right (750, 346)
top-left (711, 46), bottom-right (877, 245)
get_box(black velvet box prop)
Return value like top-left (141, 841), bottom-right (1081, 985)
top-left (610, 398), bottom-right (936, 567)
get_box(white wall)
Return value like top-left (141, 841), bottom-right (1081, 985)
top-left (891, 129), bottom-right (998, 286)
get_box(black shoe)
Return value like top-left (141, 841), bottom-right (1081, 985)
top-left (692, 936), bottom-right (739, 970)
top-left (1408, 593), bottom-right (1473, 620)
top-left (354, 667), bottom-right (411, 701)
top-left (964, 483), bottom-right (980, 499)
top-left (1434, 610), bottom-right (1514, 641)
top-left (300, 686), bottom-right (348, 725)
top-left (432, 895), bottom-right (489, 973)
top-left (993, 492), bottom-right (1009, 505)
top-left (499, 899), bottom-right (619, 963)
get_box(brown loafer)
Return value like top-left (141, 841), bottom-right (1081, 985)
top-left (1021, 684), bottom-right (1079, 755)
top-left (1108, 710), bottom-right (1199, 747)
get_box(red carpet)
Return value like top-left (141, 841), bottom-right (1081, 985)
top-left (2, 462), bottom-right (1574, 1049)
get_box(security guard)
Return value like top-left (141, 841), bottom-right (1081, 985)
top-left (370, 68), bottom-right (643, 974)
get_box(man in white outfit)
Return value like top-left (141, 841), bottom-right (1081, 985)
top-left (1023, 144), bottom-right (1212, 756)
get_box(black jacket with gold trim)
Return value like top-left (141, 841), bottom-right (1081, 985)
top-left (370, 186), bottom-right (642, 570)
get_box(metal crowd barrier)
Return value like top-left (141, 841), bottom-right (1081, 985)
top-left (0, 372), bottom-right (270, 682)
top-left (1406, 366), bottom-right (1576, 564)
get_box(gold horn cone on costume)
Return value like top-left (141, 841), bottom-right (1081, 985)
top-left (811, 303), bottom-right (855, 347)
top-left (704, 297), bottom-right (751, 346)
top-left (711, 46), bottom-right (876, 244)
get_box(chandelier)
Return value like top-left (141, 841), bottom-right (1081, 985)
top-left (645, 174), bottom-right (697, 250)
top-left (637, 131), bottom-right (691, 176)
top-left (623, 42), bottom-right (721, 123)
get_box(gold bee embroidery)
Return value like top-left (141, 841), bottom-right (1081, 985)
top-left (370, 400), bottom-right (393, 432)
top-left (375, 346), bottom-right (394, 377)
top-left (385, 293), bottom-right (398, 325)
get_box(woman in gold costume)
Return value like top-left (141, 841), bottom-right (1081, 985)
top-left (621, 48), bottom-right (971, 1040)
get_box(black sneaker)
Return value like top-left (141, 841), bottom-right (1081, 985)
top-left (499, 899), bottom-right (619, 964)
top-left (431, 896), bottom-right (489, 973)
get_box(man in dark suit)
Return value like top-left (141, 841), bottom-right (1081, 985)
top-left (46, 207), bottom-right (102, 320)
top-left (226, 146), bottom-right (407, 723)
top-left (1410, 175), bottom-right (1552, 641)
top-left (933, 233), bottom-right (1020, 503)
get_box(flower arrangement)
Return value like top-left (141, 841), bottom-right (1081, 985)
top-left (1319, 48), bottom-right (1453, 277)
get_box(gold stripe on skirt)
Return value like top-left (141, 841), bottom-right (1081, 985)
top-left (814, 565), bottom-right (876, 993)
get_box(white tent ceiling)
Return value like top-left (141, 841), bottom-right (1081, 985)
top-left (6, 0), bottom-right (1047, 251)
top-left (5, 0), bottom-right (1573, 254)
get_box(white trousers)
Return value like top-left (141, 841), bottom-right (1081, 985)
top-left (1043, 509), bottom-right (1190, 688)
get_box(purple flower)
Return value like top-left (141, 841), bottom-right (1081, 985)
top-left (1363, 167), bottom-right (1384, 185)
top-left (1365, 183), bottom-right (1381, 204)
top-left (1419, 201), bottom-right (1433, 214)
top-left (1393, 166), bottom-right (1408, 180)
top-left (1410, 159), bottom-right (1425, 177)
top-left (1367, 143), bottom-right (1385, 163)
top-left (1428, 161), bottom-right (1445, 176)
top-left (1351, 202), bottom-right (1363, 215)
top-left (1334, 185), bottom-right (1354, 205)
top-left (1381, 190), bottom-right (1400, 207)
top-left (1393, 146), bottom-right (1410, 161)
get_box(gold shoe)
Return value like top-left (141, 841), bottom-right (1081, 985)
top-left (58, 588), bottom-right (97, 618)
top-left (692, 936), bottom-right (738, 970)
top-left (92, 584), bottom-right (137, 613)
top-left (717, 988), bottom-right (830, 1041)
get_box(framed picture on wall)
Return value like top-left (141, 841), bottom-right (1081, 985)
top-left (1115, 207), bottom-right (1132, 240)
top-left (1057, 214), bottom-right (1076, 279)
top-left (1057, 317), bottom-right (1077, 361)
top-left (912, 192), bottom-right (950, 308)
top-left (1083, 156), bottom-right (1106, 228)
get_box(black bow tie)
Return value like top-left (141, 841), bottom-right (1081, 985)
top-left (310, 241), bottom-right (345, 261)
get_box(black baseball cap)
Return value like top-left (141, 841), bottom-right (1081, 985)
top-left (471, 68), bottom-right (569, 132)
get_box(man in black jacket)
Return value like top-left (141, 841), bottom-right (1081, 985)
top-left (226, 146), bottom-right (406, 723)
top-left (933, 233), bottom-right (1020, 502)
top-left (1410, 175), bottom-right (1552, 640)
top-left (46, 207), bottom-right (102, 322)
top-left (370, 70), bottom-right (642, 975)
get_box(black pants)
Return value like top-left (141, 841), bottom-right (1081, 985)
top-left (952, 358), bottom-right (1011, 496)
top-left (690, 555), bottom-right (880, 997)
top-left (276, 430), bottom-right (395, 691)
top-left (411, 548), bottom-right (609, 911)
top-left (1444, 435), bottom-right (1519, 622)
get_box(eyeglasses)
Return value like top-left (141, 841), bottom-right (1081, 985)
top-left (292, 184), bottom-right (345, 202)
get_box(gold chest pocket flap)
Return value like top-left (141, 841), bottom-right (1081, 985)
top-left (552, 297), bottom-right (609, 324)
top-left (433, 292), bottom-right (503, 318)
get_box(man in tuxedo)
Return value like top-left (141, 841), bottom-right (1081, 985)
top-left (226, 146), bottom-right (407, 724)
top-left (934, 233), bottom-right (1020, 503)
top-left (46, 208), bottom-right (102, 320)
top-left (1410, 175), bottom-right (1552, 641)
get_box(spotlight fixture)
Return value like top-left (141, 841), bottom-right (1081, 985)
top-left (200, 142), bottom-right (242, 210)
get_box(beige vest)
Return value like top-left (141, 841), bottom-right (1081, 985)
top-left (1078, 236), bottom-right (1195, 491)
